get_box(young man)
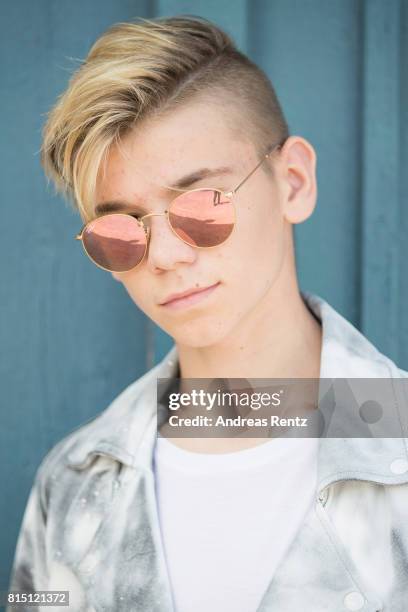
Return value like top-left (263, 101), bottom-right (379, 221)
top-left (7, 15), bottom-right (408, 612)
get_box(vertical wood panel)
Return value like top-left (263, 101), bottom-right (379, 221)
top-left (399, 0), bottom-right (408, 369)
top-left (360, 0), bottom-right (401, 361)
top-left (250, 0), bottom-right (363, 327)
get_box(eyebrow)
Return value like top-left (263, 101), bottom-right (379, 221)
top-left (94, 165), bottom-right (234, 215)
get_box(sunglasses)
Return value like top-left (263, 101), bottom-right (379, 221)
top-left (75, 143), bottom-right (283, 273)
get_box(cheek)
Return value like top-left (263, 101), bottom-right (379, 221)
top-left (112, 271), bottom-right (155, 315)
top-left (217, 204), bottom-right (285, 305)
top-left (226, 201), bottom-right (283, 269)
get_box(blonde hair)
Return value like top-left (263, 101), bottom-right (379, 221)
top-left (40, 15), bottom-right (289, 222)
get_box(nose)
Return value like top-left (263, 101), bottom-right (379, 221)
top-left (143, 211), bottom-right (197, 272)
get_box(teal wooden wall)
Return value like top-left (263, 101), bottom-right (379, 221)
top-left (1, 0), bottom-right (406, 594)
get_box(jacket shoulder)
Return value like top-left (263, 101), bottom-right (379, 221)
top-left (37, 367), bottom-right (155, 481)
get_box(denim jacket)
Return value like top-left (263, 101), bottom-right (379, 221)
top-left (7, 292), bottom-right (408, 612)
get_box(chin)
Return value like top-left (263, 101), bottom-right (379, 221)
top-left (168, 319), bottom-right (230, 349)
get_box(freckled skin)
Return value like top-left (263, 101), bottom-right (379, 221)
top-left (95, 99), bottom-right (319, 379)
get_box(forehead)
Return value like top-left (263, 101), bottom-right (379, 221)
top-left (95, 100), bottom-right (253, 203)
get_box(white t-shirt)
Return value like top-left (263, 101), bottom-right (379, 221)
top-left (153, 435), bottom-right (319, 612)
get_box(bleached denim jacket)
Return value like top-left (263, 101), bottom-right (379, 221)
top-left (7, 292), bottom-right (408, 612)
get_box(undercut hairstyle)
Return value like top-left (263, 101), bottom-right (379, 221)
top-left (40, 15), bottom-right (290, 222)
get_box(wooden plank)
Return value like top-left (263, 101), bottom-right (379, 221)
top-left (399, 0), bottom-right (408, 370)
top-left (360, 0), bottom-right (401, 360)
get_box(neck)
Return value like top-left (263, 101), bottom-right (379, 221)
top-left (176, 277), bottom-right (322, 381)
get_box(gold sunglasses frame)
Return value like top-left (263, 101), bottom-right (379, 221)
top-left (75, 142), bottom-right (283, 273)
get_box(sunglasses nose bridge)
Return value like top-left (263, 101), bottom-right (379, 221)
top-left (142, 210), bottom-right (169, 234)
top-left (139, 210), bottom-right (169, 233)
top-left (139, 211), bottom-right (168, 221)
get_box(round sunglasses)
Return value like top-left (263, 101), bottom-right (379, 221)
top-left (75, 143), bottom-right (283, 273)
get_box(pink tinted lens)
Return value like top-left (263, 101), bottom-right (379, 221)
top-left (82, 214), bottom-right (147, 272)
top-left (168, 189), bottom-right (234, 247)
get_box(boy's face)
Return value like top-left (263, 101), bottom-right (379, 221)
top-left (94, 99), bottom-right (315, 348)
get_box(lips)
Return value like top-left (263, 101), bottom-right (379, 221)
top-left (159, 282), bottom-right (220, 305)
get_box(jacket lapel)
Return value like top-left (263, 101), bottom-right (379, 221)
top-left (67, 357), bottom-right (178, 611)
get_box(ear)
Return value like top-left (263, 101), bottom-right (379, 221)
top-left (277, 136), bottom-right (317, 224)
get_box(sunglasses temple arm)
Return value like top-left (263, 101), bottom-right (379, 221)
top-left (75, 226), bottom-right (85, 240)
top-left (230, 143), bottom-right (282, 195)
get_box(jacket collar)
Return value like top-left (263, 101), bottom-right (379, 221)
top-left (65, 292), bottom-right (408, 492)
